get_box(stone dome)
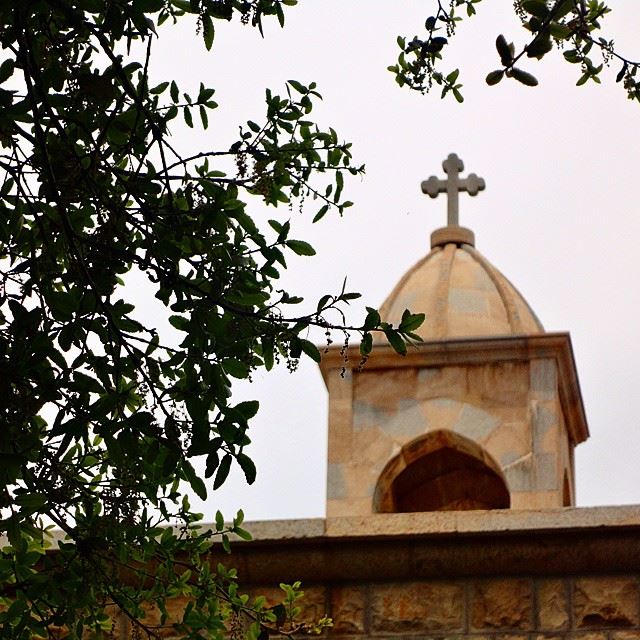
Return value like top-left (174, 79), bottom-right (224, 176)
top-left (378, 228), bottom-right (543, 340)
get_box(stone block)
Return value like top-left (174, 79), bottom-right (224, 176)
top-left (298, 586), bottom-right (329, 625)
top-left (449, 288), bottom-right (489, 314)
top-left (483, 421), bottom-right (530, 468)
top-left (530, 359), bottom-right (557, 400)
top-left (453, 403), bottom-right (500, 442)
top-left (510, 489), bottom-right (561, 509)
top-left (504, 455), bottom-right (534, 492)
top-left (421, 398), bottom-right (464, 432)
top-left (467, 362), bottom-right (529, 407)
top-left (326, 496), bottom-right (372, 518)
top-left (417, 366), bottom-right (468, 401)
top-left (537, 579), bottom-right (570, 631)
top-left (353, 368), bottom-right (418, 412)
top-left (327, 463), bottom-right (346, 500)
top-left (612, 632), bottom-right (640, 640)
top-left (531, 401), bottom-right (558, 453)
top-left (534, 453), bottom-right (558, 491)
top-left (330, 586), bottom-right (366, 634)
top-left (471, 579), bottom-right (533, 630)
top-left (379, 400), bottom-right (429, 442)
top-left (370, 581), bottom-right (464, 633)
top-left (569, 634), bottom-right (609, 640)
top-left (327, 402), bottom-right (353, 464)
top-left (573, 577), bottom-right (639, 628)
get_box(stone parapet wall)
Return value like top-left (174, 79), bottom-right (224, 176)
top-left (320, 576), bottom-right (640, 637)
top-left (135, 574), bottom-right (640, 640)
top-left (54, 510), bottom-right (640, 638)
top-left (242, 576), bottom-right (640, 640)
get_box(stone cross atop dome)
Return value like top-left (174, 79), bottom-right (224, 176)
top-left (421, 153), bottom-right (485, 248)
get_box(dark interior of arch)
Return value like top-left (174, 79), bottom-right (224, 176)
top-left (390, 446), bottom-right (510, 512)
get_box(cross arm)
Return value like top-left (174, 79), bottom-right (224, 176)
top-left (421, 176), bottom-right (446, 198)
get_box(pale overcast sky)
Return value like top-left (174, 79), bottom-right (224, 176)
top-left (144, 1), bottom-right (640, 521)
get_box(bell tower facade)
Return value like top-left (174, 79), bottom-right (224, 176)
top-left (320, 155), bottom-right (588, 518)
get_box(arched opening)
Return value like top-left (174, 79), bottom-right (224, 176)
top-left (374, 430), bottom-right (510, 513)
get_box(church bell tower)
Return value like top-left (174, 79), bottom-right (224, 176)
top-left (320, 154), bottom-right (589, 517)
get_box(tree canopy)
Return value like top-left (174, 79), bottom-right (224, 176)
top-left (0, 0), bottom-right (631, 638)
top-left (0, 1), bottom-right (425, 637)
top-left (391, 0), bottom-right (639, 102)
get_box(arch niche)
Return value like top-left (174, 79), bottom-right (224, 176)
top-left (373, 430), bottom-right (510, 513)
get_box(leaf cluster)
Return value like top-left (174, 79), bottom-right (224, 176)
top-left (0, 1), bottom-right (412, 637)
top-left (390, 0), bottom-right (640, 103)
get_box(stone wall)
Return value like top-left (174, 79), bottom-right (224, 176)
top-left (299, 575), bottom-right (640, 639)
top-left (85, 509), bottom-right (640, 639)
top-left (127, 574), bottom-right (640, 640)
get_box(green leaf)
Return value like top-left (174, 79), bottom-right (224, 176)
top-left (237, 453), bottom-right (256, 484)
top-left (286, 239), bottom-right (316, 256)
top-left (486, 70), bottom-right (504, 86)
top-left (169, 315), bottom-right (189, 331)
top-left (549, 22), bottom-right (572, 39)
top-left (234, 526), bottom-right (252, 540)
top-left (511, 67), bottom-right (539, 86)
top-left (363, 308), bottom-right (381, 331)
top-left (213, 454), bottom-right (232, 490)
top-left (299, 339), bottom-right (321, 363)
top-left (522, 0), bottom-right (549, 19)
top-left (183, 461), bottom-right (207, 500)
top-left (496, 35), bottom-right (513, 66)
top-left (14, 493), bottom-right (47, 509)
top-left (360, 332), bottom-right (373, 357)
top-left (384, 329), bottom-right (407, 355)
top-left (287, 79), bottom-right (307, 94)
top-left (526, 34), bottom-right (553, 59)
top-left (0, 59), bottom-right (14, 85)
top-left (150, 81), bottom-right (169, 95)
top-left (313, 204), bottom-right (329, 223)
top-left (234, 400), bottom-right (260, 420)
top-left (202, 13), bottom-right (214, 50)
top-left (200, 105), bottom-right (208, 129)
top-left (184, 106), bottom-right (193, 128)
top-left (222, 359), bottom-right (249, 379)
top-left (399, 311), bottom-right (425, 332)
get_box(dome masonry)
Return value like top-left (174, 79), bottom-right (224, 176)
top-left (378, 153), bottom-right (543, 340)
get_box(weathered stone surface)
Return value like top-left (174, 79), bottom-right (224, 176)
top-left (353, 368), bottom-right (418, 412)
top-left (612, 632), bottom-right (640, 640)
top-left (298, 586), bottom-right (329, 625)
top-left (417, 366), bottom-right (468, 401)
top-left (452, 402), bottom-right (500, 442)
top-left (530, 359), bottom-right (558, 400)
top-left (568, 633), bottom-right (609, 640)
top-left (471, 579), bottom-right (533, 630)
top-left (330, 586), bottom-right (366, 634)
top-left (574, 577), bottom-right (639, 628)
top-left (504, 455), bottom-right (535, 492)
top-left (466, 362), bottom-right (529, 407)
top-left (537, 579), bottom-right (569, 631)
top-left (371, 581), bottom-right (464, 633)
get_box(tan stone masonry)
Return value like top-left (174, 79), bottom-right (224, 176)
top-left (90, 507), bottom-right (640, 639)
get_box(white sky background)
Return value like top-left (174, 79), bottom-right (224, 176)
top-left (141, 1), bottom-right (640, 521)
